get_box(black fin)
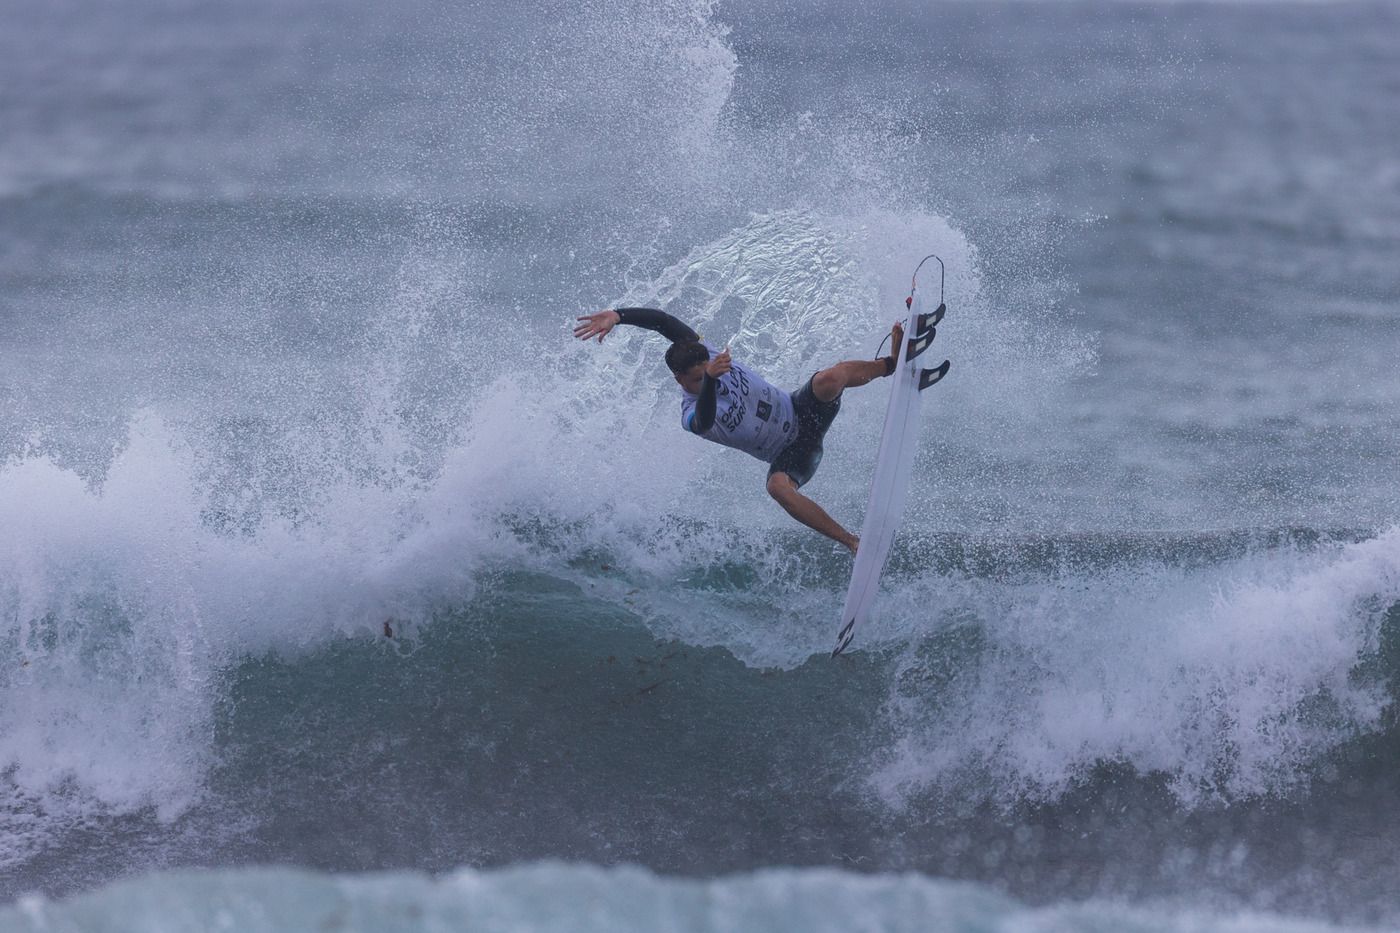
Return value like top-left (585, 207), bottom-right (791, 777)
top-left (918, 360), bottom-right (951, 390)
top-left (906, 327), bottom-right (936, 361)
top-left (916, 303), bottom-right (946, 335)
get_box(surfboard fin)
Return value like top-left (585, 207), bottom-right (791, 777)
top-left (906, 328), bottom-right (935, 361)
top-left (905, 303), bottom-right (947, 361)
top-left (919, 360), bottom-right (950, 390)
top-left (916, 303), bottom-right (945, 334)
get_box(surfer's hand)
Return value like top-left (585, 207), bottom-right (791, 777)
top-left (705, 347), bottom-right (732, 378)
top-left (574, 310), bottom-right (620, 343)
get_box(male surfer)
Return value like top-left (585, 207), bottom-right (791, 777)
top-left (574, 308), bottom-right (902, 554)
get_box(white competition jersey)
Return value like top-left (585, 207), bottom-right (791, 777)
top-left (680, 351), bottom-right (797, 463)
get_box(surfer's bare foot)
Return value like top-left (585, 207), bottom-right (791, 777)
top-left (843, 534), bottom-right (859, 555)
top-left (883, 321), bottom-right (904, 375)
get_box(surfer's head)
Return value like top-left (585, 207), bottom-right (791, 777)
top-left (666, 341), bottom-right (710, 393)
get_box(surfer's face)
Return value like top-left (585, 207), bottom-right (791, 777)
top-left (676, 364), bottom-right (706, 395)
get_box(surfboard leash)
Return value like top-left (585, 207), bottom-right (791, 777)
top-left (875, 255), bottom-right (945, 360)
top-left (909, 254), bottom-right (945, 307)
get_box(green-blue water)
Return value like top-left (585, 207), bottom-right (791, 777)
top-left (3, 0), bottom-right (1400, 927)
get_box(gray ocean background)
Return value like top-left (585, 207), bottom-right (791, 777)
top-left (3, 0), bottom-right (1400, 929)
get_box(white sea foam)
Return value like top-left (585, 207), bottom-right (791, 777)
top-left (869, 528), bottom-right (1400, 805)
top-left (1, 862), bottom-right (1380, 933)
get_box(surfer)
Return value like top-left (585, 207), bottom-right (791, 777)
top-left (574, 307), bottom-right (902, 554)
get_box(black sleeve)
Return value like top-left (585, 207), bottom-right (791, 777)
top-left (689, 374), bottom-right (717, 433)
top-left (614, 307), bottom-right (700, 344)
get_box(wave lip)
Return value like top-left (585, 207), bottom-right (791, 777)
top-left (2, 862), bottom-right (1381, 933)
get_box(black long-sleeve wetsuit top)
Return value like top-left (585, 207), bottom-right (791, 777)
top-left (614, 307), bottom-right (798, 462)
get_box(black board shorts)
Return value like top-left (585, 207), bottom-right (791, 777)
top-left (768, 376), bottom-right (842, 488)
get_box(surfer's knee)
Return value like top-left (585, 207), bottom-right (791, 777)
top-left (811, 367), bottom-right (844, 402)
top-left (813, 361), bottom-right (880, 401)
top-left (766, 472), bottom-right (798, 501)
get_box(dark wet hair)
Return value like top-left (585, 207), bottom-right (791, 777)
top-left (665, 340), bottom-right (710, 375)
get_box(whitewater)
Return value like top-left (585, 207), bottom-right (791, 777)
top-left (3, 0), bottom-right (1399, 929)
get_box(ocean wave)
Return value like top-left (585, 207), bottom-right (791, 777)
top-left (4, 395), bottom-right (1400, 834)
top-left (2, 862), bottom-right (1381, 933)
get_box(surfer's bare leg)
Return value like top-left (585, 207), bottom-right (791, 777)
top-left (766, 472), bottom-right (858, 554)
top-left (811, 321), bottom-right (904, 403)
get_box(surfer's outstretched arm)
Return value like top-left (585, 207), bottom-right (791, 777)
top-left (574, 307), bottom-right (699, 344)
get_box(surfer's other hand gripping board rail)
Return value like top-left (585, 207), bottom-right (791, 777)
top-left (833, 256), bottom-right (950, 657)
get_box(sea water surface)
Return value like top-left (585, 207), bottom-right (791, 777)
top-left (2, 0), bottom-right (1400, 929)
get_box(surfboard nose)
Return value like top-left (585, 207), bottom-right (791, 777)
top-left (832, 618), bottom-right (856, 657)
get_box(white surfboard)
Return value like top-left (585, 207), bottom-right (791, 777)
top-left (833, 256), bottom-right (950, 656)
